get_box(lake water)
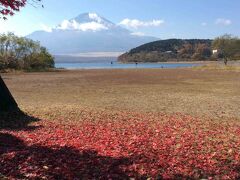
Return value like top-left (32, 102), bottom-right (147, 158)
top-left (55, 62), bottom-right (200, 70)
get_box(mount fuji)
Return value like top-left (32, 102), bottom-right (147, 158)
top-left (27, 13), bottom-right (158, 55)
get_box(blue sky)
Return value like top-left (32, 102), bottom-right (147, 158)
top-left (0, 0), bottom-right (239, 39)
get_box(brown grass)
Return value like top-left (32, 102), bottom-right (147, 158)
top-left (2, 68), bottom-right (240, 120)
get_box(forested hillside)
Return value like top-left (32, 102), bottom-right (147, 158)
top-left (118, 39), bottom-right (213, 62)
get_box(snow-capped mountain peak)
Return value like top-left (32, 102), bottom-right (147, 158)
top-left (54, 13), bottom-right (115, 32)
top-left (74, 13), bottom-right (114, 25)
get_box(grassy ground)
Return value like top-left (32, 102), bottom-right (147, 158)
top-left (2, 68), bottom-right (240, 120)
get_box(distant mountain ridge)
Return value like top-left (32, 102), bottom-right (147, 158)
top-left (27, 13), bottom-right (158, 55)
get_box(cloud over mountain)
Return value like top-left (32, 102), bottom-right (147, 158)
top-left (56, 20), bottom-right (109, 31)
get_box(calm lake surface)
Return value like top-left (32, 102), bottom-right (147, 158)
top-left (55, 62), bottom-right (200, 70)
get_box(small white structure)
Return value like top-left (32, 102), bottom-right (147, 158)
top-left (212, 49), bottom-right (218, 54)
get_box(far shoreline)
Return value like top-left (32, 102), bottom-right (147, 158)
top-left (1, 60), bottom-right (239, 73)
top-left (125, 61), bottom-right (213, 64)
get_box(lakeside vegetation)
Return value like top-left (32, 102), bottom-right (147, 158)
top-left (212, 34), bottom-right (240, 65)
top-left (118, 36), bottom-right (240, 63)
top-left (0, 33), bottom-right (54, 72)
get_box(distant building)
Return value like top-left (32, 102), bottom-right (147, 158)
top-left (212, 49), bottom-right (218, 54)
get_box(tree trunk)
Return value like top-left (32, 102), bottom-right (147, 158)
top-left (224, 58), bottom-right (228, 66)
top-left (0, 75), bottom-right (18, 111)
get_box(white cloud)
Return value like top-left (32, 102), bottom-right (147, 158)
top-left (40, 23), bottom-right (52, 32)
top-left (56, 20), bottom-right (108, 31)
top-left (215, 18), bottom-right (232, 26)
top-left (201, 22), bottom-right (207, 26)
top-left (119, 18), bottom-right (164, 29)
top-left (88, 13), bottom-right (102, 23)
top-left (131, 32), bottom-right (145, 36)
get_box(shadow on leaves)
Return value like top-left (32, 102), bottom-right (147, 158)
top-left (0, 110), bottom-right (40, 131)
top-left (0, 132), bottom-right (143, 179)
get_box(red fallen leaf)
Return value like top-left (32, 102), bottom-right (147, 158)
top-left (1, 112), bottom-right (240, 179)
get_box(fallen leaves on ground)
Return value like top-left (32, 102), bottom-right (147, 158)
top-left (1, 111), bottom-right (240, 179)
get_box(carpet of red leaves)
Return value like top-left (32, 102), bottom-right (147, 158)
top-left (1, 111), bottom-right (240, 179)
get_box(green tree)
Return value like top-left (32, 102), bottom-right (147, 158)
top-left (192, 43), bottom-right (212, 60)
top-left (212, 34), bottom-right (240, 65)
top-left (0, 33), bottom-right (54, 71)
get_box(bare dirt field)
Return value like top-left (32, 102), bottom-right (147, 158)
top-left (2, 68), bottom-right (240, 120)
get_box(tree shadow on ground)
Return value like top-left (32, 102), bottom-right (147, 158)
top-left (0, 110), bottom-right (143, 178)
top-left (0, 132), bottom-right (144, 179)
top-left (0, 110), bottom-right (40, 131)
top-left (1, 132), bottom-right (230, 180)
